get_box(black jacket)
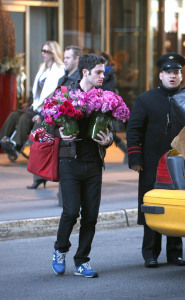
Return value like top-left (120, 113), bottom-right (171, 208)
top-left (57, 69), bottom-right (80, 87)
top-left (126, 84), bottom-right (183, 224)
top-left (101, 65), bottom-right (117, 92)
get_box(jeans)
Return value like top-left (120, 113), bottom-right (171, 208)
top-left (55, 158), bottom-right (102, 266)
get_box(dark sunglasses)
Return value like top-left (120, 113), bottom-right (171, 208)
top-left (41, 49), bottom-right (52, 54)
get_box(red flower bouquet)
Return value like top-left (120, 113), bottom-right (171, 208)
top-left (42, 99), bottom-right (84, 137)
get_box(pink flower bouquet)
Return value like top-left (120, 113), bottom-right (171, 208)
top-left (84, 88), bottom-right (130, 139)
top-left (85, 88), bottom-right (130, 122)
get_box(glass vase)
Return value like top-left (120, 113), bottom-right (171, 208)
top-left (87, 113), bottom-right (109, 140)
top-left (61, 116), bottom-right (79, 137)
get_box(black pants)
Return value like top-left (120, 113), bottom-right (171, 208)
top-left (142, 225), bottom-right (183, 261)
top-left (55, 158), bottom-right (102, 266)
top-left (0, 110), bottom-right (35, 147)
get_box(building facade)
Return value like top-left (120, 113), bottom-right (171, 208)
top-left (3, 0), bottom-right (185, 111)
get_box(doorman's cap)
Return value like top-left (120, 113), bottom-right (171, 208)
top-left (156, 53), bottom-right (185, 71)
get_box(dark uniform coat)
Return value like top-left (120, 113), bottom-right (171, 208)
top-left (126, 84), bottom-right (183, 225)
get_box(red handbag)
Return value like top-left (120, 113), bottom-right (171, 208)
top-left (27, 127), bottom-right (60, 182)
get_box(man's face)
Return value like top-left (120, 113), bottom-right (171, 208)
top-left (159, 70), bottom-right (182, 89)
top-left (64, 49), bottom-right (78, 73)
top-left (86, 64), bottom-right (105, 87)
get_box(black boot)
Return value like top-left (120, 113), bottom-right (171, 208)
top-left (27, 179), bottom-right (47, 189)
top-left (1, 139), bottom-right (19, 158)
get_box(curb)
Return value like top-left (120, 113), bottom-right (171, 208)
top-left (0, 209), bottom-right (138, 241)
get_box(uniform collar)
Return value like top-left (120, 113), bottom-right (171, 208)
top-left (158, 82), bottom-right (181, 96)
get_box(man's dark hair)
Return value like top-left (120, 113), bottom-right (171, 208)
top-left (78, 53), bottom-right (106, 78)
top-left (65, 45), bottom-right (82, 58)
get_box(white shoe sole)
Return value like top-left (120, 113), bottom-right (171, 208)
top-left (52, 266), bottom-right (65, 275)
top-left (74, 271), bottom-right (98, 278)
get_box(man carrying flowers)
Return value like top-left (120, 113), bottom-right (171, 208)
top-left (44, 53), bottom-right (129, 278)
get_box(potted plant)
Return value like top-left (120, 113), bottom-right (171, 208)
top-left (0, 0), bottom-right (23, 128)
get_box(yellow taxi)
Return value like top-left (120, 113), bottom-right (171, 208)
top-left (141, 150), bottom-right (185, 237)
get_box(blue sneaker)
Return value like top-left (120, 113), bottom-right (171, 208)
top-left (52, 250), bottom-right (66, 275)
top-left (74, 262), bottom-right (98, 278)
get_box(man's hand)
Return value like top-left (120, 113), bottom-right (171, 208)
top-left (59, 127), bottom-right (77, 141)
top-left (32, 115), bottom-right (42, 124)
top-left (131, 165), bottom-right (143, 172)
top-left (93, 128), bottom-right (110, 146)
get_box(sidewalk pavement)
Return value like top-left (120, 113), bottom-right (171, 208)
top-left (0, 144), bottom-right (139, 241)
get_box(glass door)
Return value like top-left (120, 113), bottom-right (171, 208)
top-left (109, 0), bottom-right (147, 112)
top-left (3, 1), bottom-right (59, 101)
top-left (164, 0), bottom-right (185, 85)
top-left (29, 6), bottom-right (58, 88)
top-left (149, 0), bottom-right (185, 88)
top-left (63, 0), bottom-right (103, 52)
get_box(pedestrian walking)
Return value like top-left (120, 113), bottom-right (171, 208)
top-left (51, 53), bottom-right (113, 277)
top-left (58, 45), bottom-right (82, 86)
